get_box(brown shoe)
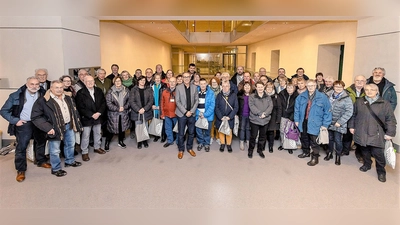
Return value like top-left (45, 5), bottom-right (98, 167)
top-left (94, 148), bottom-right (106, 154)
top-left (16, 171), bottom-right (25, 182)
top-left (188, 149), bottom-right (196, 157)
top-left (38, 162), bottom-right (51, 169)
top-left (178, 151), bottom-right (183, 159)
top-left (82, 154), bottom-right (90, 161)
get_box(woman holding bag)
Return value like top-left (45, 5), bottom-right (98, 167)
top-left (129, 76), bottom-right (154, 149)
top-left (248, 81), bottom-right (273, 159)
top-left (215, 81), bottom-right (238, 153)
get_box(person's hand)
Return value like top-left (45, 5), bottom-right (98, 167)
top-left (321, 126), bottom-right (327, 131)
top-left (295, 122), bottom-right (299, 127)
top-left (139, 108), bottom-right (145, 114)
top-left (334, 122), bottom-right (340, 127)
top-left (186, 111), bottom-right (192, 117)
top-left (226, 117), bottom-right (230, 120)
top-left (47, 129), bottom-right (55, 135)
top-left (152, 105), bottom-right (157, 110)
top-left (349, 128), bottom-right (355, 134)
top-left (16, 120), bottom-right (26, 126)
top-left (119, 107), bottom-right (124, 112)
top-left (384, 135), bottom-right (393, 140)
top-left (160, 116), bottom-right (164, 120)
top-left (92, 113), bottom-right (100, 120)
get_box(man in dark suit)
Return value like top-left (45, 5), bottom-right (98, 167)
top-left (75, 75), bottom-right (107, 161)
top-left (35, 68), bottom-right (51, 90)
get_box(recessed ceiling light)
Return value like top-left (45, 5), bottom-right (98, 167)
top-left (150, 22), bottom-right (155, 24)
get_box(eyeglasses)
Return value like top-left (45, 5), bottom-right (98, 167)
top-left (183, 76), bottom-right (190, 78)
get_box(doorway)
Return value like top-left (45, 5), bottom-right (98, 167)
top-left (270, 50), bottom-right (280, 78)
top-left (316, 43), bottom-right (344, 80)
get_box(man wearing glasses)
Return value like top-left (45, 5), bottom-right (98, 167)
top-left (175, 72), bottom-right (199, 159)
top-left (35, 68), bottom-right (51, 91)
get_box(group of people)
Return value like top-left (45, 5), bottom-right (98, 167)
top-left (0, 64), bottom-right (397, 183)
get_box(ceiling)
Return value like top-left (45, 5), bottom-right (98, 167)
top-left (110, 20), bottom-right (356, 52)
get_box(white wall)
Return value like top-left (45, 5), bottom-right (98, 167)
top-left (247, 21), bottom-right (358, 86)
top-left (100, 21), bottom-right (171, 74)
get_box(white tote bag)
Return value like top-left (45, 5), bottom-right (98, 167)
top-left (195, 117), bottom-right (209, 129)
top-left (316, 127), bottom-right (329, 145)
top-left (384, 140), bottom-right (396, 169)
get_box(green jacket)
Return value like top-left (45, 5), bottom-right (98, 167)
top-left (346, 84), bottom-right (365, 103)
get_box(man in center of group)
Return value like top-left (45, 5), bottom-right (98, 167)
top-left (175, 72), bottom-right (199, 159)
top-left (231, 66), bottom-right (244, 86)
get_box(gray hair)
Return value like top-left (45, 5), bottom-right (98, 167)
top-left (26, 76), bottom-right (39, 82)
top-left (373, 67), bottom-right (386, 75)
top-left (96, 68), bottom-right (106, 75)
top-left (50, 80), bottom-right (63, 87)
top-left (35, 68), bottom-right (48, 76)
top-left (365, 83), bottom-right (380, 94)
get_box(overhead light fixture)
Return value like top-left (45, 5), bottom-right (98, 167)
top-left (241, 21), bottom-right (253, 26)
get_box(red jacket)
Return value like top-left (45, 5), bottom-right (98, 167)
top-left (161, 88), bottom-right (176, 118)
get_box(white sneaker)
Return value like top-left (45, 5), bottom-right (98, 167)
top-left (239, 141), bottom-right (244, 151)
top-left (216, 139), bottom-right (221, 145)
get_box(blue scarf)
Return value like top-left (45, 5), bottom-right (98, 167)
top-left (153, 83), bottom-right (161, 118)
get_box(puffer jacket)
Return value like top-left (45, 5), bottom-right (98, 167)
top-left (106, 86), bottom-right (131, 134)
top-left (249, 92), bottom-right (273, 126)
top-left (348, 97), bottom-right (396, 148)
top-left (294, 90), bottom-right (332, 136)
top-left (129, 86), bottom-right (154, 121)
top-left (326, 90), bottom-right (353, 134)
top-left (276, 89), bottom-right (299, 122)
top-left (215, 90), bottom-right (239, 129)
top-left (195, 86), bottom-right (215, 122)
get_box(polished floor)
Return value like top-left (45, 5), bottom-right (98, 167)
top-left (0, 135), bottom-right (399, 209)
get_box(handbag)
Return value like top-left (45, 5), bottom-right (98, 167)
top-left (26, 139), bottom-right (35, 162)
top-left (284, 120), bottom-right (300, 141)
top-left (384, 140), bottom-right (396, 169)
top-left (195, 117), bottom-right (209, 129)
top-left (219, 119), bottom-right (231, 135)
top-left (283, 136), bottom-right (297, 149)
top-left (148, 117), bottom-right (163, 136)
top-left (135, 114), bottom-right (150, 142)
top-left (222, 96), bottom-right (238, 136)
top-left (316, 127), bottom-right (329, 144)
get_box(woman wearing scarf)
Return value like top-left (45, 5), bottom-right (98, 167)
top-left (325, 80), bottom-right (353, 165)
top-left (265, 82), bottom-right (280, 153)
top-left (151, 74), bottom-right (167, 142)
top-left (209, 77), bottom-right (221, 145)
top-left (121, 70), bottom-right (136, 90)
top-left (105, 77), bottom-right (131, 150)
top-left (349, 83), bottom-right (396, 182)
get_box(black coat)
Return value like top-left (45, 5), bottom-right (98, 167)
top-left (267, 93), bottom-right (280, 131)
top-left (129, 86), bottom-right (154, 121)
top-left (277, 89), bottom-right (299, 122)
top-left (75, 86), bottom-right (106, 126)
top-left (215, 91), bottom-right (239, 129)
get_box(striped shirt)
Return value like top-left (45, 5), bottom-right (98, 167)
top-left (198, 91), bottom-right (206, 114)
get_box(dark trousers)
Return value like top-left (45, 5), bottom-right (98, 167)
top-left (343, 128), bottom-right (362, 157)
top-left (266, 130), bottom-right (275, 148)
top-left (177, 116), bottom-right (195, 152)
top-left (106, 115), bottom-right (125, 142)
top-left (14, 121), bottom-right (47, 171)
top-left (300, 119), bottom-right (320, 154)
top-left (328, 130), bottom-right (343, 154)
top-left (360, 145), bottom-right (386, 175)
top-left (249, 122), bottom-right (267, 152)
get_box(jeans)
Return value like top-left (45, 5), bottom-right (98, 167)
top-left (48, 123), bottom-right (75, 171)
top-left (360, 145), bottom-right (386, 175)
top-left (300, 119), bottom-right (320, 154)
top-left (328, 130), bottom-right (343, 154)
top-left (239, 115), bottom-right (250, 141)
top-left (164, 116), bottom-right (177, 144)
top-left (177, 116), bottom-right (195, 152)
top-left (196, 121), bottom-right (212, 146)
top-left (81, 124), bottom-right (102, 154)
top-left (249, 122), bottom-right (267, 152)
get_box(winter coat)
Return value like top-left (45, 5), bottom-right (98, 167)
top-left (326, 90), bottom-right (353, 134)
top-left (348, 97), bottom-right (396, 148)
top-left (95, 77), bottom-right (112, 95)
top-left (75, 86), bottom-right (107, 127)
top-left (215, 90), bottom-right (239, 129)
top-left (31, 90), bottom-right (83, 141)
top-left (249, 92), bottom-right (273, 126)
top-left (294, 90), bottom-right (332, 136)
top-left (367, 77), bottom-right (397, 110)
top-left (106, 86), bottom-right (131, 134)
top-left (129, 86), bottom-right (154, 121)
top-left (161, 87), bottom-right (177, 118)
top-left (0, 85), bottom-right (45, 135)
top-left (195, 86), bottom-right (216, 122)
top-left (267, 93), bottom-right (280, 131)
top-left (346, 84), bottom-right (365, 103)
top-left (175, 83), bottom-right (199, 117)
top-left (276, 89), bottom-right (299, 122)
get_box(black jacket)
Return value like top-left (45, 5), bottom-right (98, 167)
top-left (75, 86), bottom-right (106, 126)
top-left (277, 89), bottom-right (299, 122)
top-left (31, 90), bottom-right (83, 140)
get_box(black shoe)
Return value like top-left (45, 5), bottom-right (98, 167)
top-left (278, 146), bottom-right (283, 151)
top-left (143, 141), bottom-right (149, 148)
top-left (378, 174), bottom-right (386, 182)
top-left (227, 145), bottom-right (232, 153)
top-left (65, 161), bottom-right (82, 167)
top-left (153, 137), bottom-right (159, 142)
top-left (205, 145), bottom-right (210, 152)
top-left (274, 135), bottom-right (280, 140)
top-left (359, 165), bottom-right (371, 172)
top-left (258, 151), bottom-right (265, 158)
top-left (356, 156), bottom-right (364, 164)
top-left (288, 149), bottom-right (293, 154)
top-left (335, 154), bottom-right (341, 165)
top-left (118, 141), bottom-right (126, 149)
top-left (161, 137), bottom-right (166, 143)
top-left (51, 169), bottom-right (67, 177)
top-left (324, 152), bottom-right (333, 161)
top-left (269, 146), bottom-right (273, 153)
top-left (219, 144), bottom-right (225, 152)
top-left (341, 151), bottom-right (349, 156)
top-left (197, 144), bottom-right (203, 151)
top-left (137, 142), bottom-right (142, 149)
top-left (105, 141), bottom-right (110, 151)
top-left (248, 150), bottom-right (253, 158)
top-left (307, 154), bottom-right (319, 166)
top-left (298, 152), bottom-right (310, 158)
top-left (163, 143), bottom-right (173, 148)
top-left (74, 150), bottom-right (79, 156)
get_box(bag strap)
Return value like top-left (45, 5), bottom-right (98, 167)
top-left (365, 101), bottom-right (386, 132)
top-left (222, 95), bottom-right (233, 110)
